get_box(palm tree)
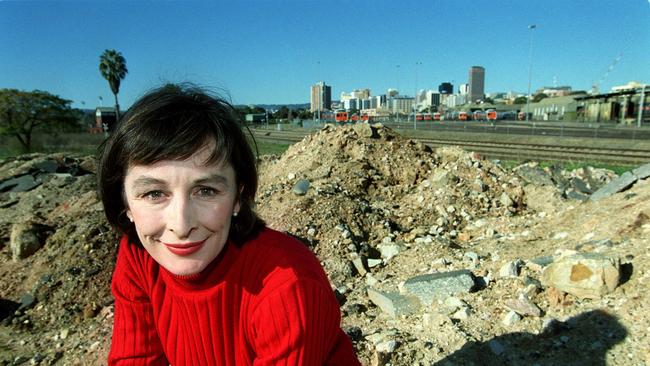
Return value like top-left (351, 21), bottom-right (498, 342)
top-left (99, 49), bottom-right (128, 122)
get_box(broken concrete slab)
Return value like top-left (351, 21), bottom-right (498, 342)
top-left (367, 289), bottom-right (421, 318)
top-left (0, 175), bottom-right (41, 193)
top-left (402, 270), bottom-right (475, 306)
top-left (632, 162), bottom-right (650, 180)
top-left (32, 160), bottom-right (60, 174)
top-left (514, 164), bottom-right (555, 186)
top-left (590, 171), bottom-right (637, 201)
top-left (565, 190), bottom-right (590, 201)
top-left (570, 177), bottom-right (592, 194)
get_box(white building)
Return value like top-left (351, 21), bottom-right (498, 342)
top-left (425, 90), bottom-right (441, 107)
top-left (445, 94), bottom-right (467, 108)
top-left (389, 96), bottom-right (414, 115)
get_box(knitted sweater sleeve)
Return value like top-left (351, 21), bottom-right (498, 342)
top-left (108, 239), bottom-right (168, 366)
top-left (248, 276), bottom-right (361, 366)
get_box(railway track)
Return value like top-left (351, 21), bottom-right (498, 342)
top-left (250, 128), bottom-right (650, 166)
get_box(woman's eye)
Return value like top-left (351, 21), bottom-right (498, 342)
top-left (142, 190), bottom-right (165, 200)
top-left (196, 187), bottom-right (218, 197)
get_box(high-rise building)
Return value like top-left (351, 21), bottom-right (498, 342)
top-left (352, 89), bottom-right (371, 100)
top-left (459, 83), bottom-right (469, 95)
top-left (310, 82), bottom-right (332, 112)
top-left (426, 91), bottom-right (441, 107)
top-left (438, 82), bottom-right (453, 95)
top-left (389, 96), bottom-right (414, 115)
top-left (468, 66), bottom-right (485, 103)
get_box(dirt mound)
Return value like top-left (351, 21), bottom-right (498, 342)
top-left (258, 124), bottom-right (525, 284)
top-left (0, 154), bottom-right (115, 365)
top-left (0, 125), bottom-right (648, 365)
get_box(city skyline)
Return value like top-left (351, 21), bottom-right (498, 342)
top-left (1, 0), bottom-right (649, 109)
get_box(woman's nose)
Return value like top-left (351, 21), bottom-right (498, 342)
top-left (166, 196), bottom-right (196, 238)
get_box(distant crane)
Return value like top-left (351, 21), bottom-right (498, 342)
top-left (591, 53), bottom-right (623, 94)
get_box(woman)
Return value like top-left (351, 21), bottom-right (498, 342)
top-left (97, 84), bottom-right (361, 365)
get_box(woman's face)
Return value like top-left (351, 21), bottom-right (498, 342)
top-left (123, 147), bottom-right (240, 276)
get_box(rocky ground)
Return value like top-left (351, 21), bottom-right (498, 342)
top-left (0, 124), bottom-right (648, 365)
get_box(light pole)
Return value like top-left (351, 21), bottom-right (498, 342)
top-left (414, 61), bottom-right (422, 130)
top-left (396, 64), bottom-right (401, 94)
top-left (395, 64), bottom-right (401, 121)
top-left (638, 84), bottom-right (647, 127)
top-left (526, 24), bottom-right (537, 123)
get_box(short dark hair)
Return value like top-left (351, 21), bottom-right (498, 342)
top-left (97, 83), bottom-right (264, 245)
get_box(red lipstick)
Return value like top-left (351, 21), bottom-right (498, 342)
top-left (163, 240), bottom-right (205, 256)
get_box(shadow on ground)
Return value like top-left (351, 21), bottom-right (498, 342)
top-left (434, 309), bottom-right (627, 366)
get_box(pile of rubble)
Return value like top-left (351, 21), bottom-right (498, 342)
top-left (257, 124), bottom-right (650, 365)
top-left (0, 124), bottom-right (648, 365)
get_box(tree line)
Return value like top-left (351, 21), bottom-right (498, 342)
top-left (0, 47), bottom-right (314, 153)
top-left (0, 49), bottom-right (128, 152)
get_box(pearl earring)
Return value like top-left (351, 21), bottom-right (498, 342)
top-left (233, 212), bottom-right (238, 217)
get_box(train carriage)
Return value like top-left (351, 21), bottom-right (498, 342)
top-left (335, 110), bottom-right (348, 123)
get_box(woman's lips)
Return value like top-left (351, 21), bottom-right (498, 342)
top-left (163, 240), bottom-right (205, 256)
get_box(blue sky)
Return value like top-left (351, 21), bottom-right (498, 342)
top-left (1, 0), bottom-right (649, 108)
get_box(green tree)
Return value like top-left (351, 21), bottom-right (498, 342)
top-left (533, 93), bottom-right (548, 103)
top-left (0, 89), bottom-right (78, 151)
top-left (297, 109), bottom-right (312, 119)
top-left (99, 49), bottom-right (128, 122)
top-left (274, 106), bottom-right (290, 119)
top-left (513, 96), bottom-right (528, 104)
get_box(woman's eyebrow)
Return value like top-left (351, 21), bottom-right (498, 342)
top-left (194, 174), bottom-right (229, 185)
top-left (130, 176), bottom-right (166, 189)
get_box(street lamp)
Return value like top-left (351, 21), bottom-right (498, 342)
top-left (526, 24), bottom-right (537, 123)
top-left (395, 64), bottom-right (401, 121)
top-left (396, 64), bottom-right (401, 94)
top-left (414, 61), bottom-right (422, 130)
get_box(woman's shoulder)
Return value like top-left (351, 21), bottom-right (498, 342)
top-left (237, 227), bottom-right (329, 286)
top-left (244, 227), bottom-right (318, 264)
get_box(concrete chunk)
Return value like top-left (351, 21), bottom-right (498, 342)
top-left (514, 164), bottom-right (555, 186)
top-left (504, 297), bottom-right (542, 317)
top-left (367, 289), bottom-right (421, 318)
top-left (0, 175), bottom-right (41, 193)
top-left (632, 162), bottom-right (650, 180)
top-left (590, 171), bottom-right (637, 201)
top-left (402, 270), bottom-right (475, 306)
top-left (541, 252), bottom-right (620, 299)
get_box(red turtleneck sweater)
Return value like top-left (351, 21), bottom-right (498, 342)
top-left (108, 227), bottom-right (360, 365)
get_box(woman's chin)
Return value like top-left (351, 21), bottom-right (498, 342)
top-left (163, 260), bottom-right (206, 276)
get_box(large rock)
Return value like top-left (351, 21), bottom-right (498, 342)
top-left (353, 123), bottom-right (379, 138)
top-left (402, 270), bottom-right (475, 306)
top-left (0, 174), bottom-right (41, 193)
top-left (541, 252), bottom-right (620, 299)
top-left (10, 222), bottom-right (43, 260)
top-left (367, 289), bottom-right (421, 318)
